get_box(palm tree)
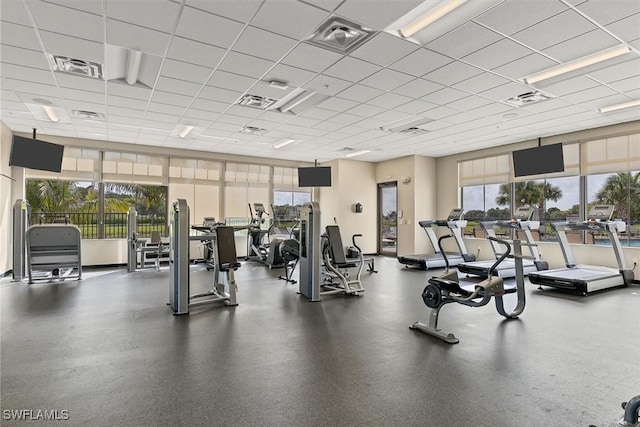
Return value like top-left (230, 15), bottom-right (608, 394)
top-left (496, 181), bottom-right (562, 219)
top-left (594, 172), bottom-right (640, 220)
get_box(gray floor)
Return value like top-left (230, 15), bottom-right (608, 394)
top-left (1, 257), bottom-right (639, 427)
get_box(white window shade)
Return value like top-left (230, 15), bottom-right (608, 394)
top-left (458, 154), bottom-right (509, 186)
top-left (103, 151), bottom-right (167, 184)
top-left (512, 143), bottom-right (580, 182)
top-left (583, 133), bottom-right (640, 174)
top-left (273, 166), bottom-right (306, 191)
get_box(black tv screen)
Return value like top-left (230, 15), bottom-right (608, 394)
top-left (9, 135), bottom-right (64, 173)
top-left (298, 167), bottom-right (332, 187)
top-left (513, 143), bottom-right (564, 177)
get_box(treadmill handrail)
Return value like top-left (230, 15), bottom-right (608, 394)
top-left (436, 234), bottom-right (454, 270)
top-left (486, 236), bottom-right (511, 277)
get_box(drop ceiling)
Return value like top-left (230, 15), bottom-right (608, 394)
top-left (1, 0), bottom-right (639, 163)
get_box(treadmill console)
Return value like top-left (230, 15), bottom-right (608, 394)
top-left (254, 203), bottom-right (266, 214)
top-left (447, 208), bottom-right (464, 220)
top-left (587, 205), bottom-right (614, 221)
top-left (513, 206), bottom-right (534, 221)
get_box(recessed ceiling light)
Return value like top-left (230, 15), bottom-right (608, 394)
top-left (399, 0), bottom-right (468, 38)
top-left (268, 80), bottom-right (289, 90)
top-left (33, 98), bottom-right (53, 106)
top-left (43, 105), bottom-right (59, 122)
top-left (599, 99), bottom-right (640, 113)
top-left (273, 139), bottom-right (295, 149)
top-left (344, 150), bottom-right (370, 158)
top-left (179, 125), bottom-right (194, 138)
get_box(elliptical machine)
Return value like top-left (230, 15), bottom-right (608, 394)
top-left (410, 234), bottom-right (527, 344)
top-left (245, 203), bottom-right (284, 269)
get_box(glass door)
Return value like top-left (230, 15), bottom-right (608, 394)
top-left (378, 182), bottom-right (397, 256)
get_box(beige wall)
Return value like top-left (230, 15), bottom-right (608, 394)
top-left (319, 159), bottom-right (377, 254)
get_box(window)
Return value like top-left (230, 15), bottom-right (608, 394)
top-left (104, 183), bottom-right (167, 238)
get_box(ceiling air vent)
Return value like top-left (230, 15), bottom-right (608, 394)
top-left (48, 54), bottom-right (103, 79)
top-left (237, 94), bottom-right (277, 110)
top-left (379, 116), bottom-right (434, 134)
top-left (307, 17), bottom-right (376, 54)
top-left (504, 91), bottom-right (554, 107)
top-left (239, 126), bottom-right (265, 135)
top-left (71, 110), bottom-right (105, 121)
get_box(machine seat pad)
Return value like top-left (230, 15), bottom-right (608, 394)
top-left (334, 261), bottom-right (358, 269)
top-left (429, 277), bottom-right (473, 297)
top-left (219, 262), bottom-right (242, 271)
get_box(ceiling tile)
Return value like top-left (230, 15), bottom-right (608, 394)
top-left (263, 64), bottom-right (318, 88)
top-left (316, 97), bottom-right (359, 112)
top-left (335, 84), bottom-right (384, 103)
top-left (107, 106), bottom-right (146, 119)
top-left (393, 78), bottom-right (444, 99)
top-left (282, 43), bottom-right (344, 73)
top-left (250, 0), bottom-right (329, 39)
top-left (191, 98), bottom-right (233, 113)
top-left (233, 26), bottom-right (297, 62)
top-left (394, 99), bottom-right (439, 115)
top-left (463, 38), bottom-right (533, 70)
top-left (424, 87), bottom-right (468, 105)
top-left (107, 95), bottom-right (148, 110)
top-left (512, 9), bottom-right (598, 51)
top-left (305, 74), bottom-right (352, 95)
top-left (389, 48), bottom-right (453, 77)
top-left (167, 36), bottom-right (227, 68)
top-left (29, 1), bottom-right (103, 42)
top-left (562, 85), bottom-right (621, 104)
top-left (537, 75), bottom-right (601, 97)
top-left (155, 76), bottom-right (202, 97)
top-left (220, 51), bottom-right (276, 79)
top-left (346, 103), bottom-right (386, 118)
top-left (1, 0), bottom-right (33, 26)
top-left (368, 92), bottom-right (412, 109)
top-left (176, 6), bottom-right (245, 49)
top-left (479, 81), bottom-right (533, 102)
top-left (423, 61), bottom-right (483, 86)
top-left (106, 19), bottom-right (171, 57)
top-left (186, 0), bottom-right (263, 24)
top-left (493, 53), bottom-right (559, 80)
top-left (447, 95), bottom-right (493, 111)
top-left (299, 107), bottom-right (338, 120)
top-left (151, 90), bottom-right (194, 107)
top-left (543, 29), bottom-right (620, 63)
top-left (207, 71), bottom-right (258, 93)
top-left (605, 13), bottom-right (640, 42)
top-left (39, 31), bottom-right (104, 63)
top-left (607, 75), bottom-right (640, 93)
top-left (360, 68), bottom-right (413, 91)
top-left (350, 32), bottom-right (419, 67)
top-left (60, 87), bottom-right (105, 104)
top-left (1, 63), bottom-right (55, 85)
top-left (335, 0), bottom-right (424, 30)
top-left (587, 57), bottom-right (640, 83)
top-left (475, 0), bottom-right (568, 36)
top-left (2, 22), bottom-right (44, 51)
top-left (452, 72), bottom-right (511, 94)
top-left (107, 81), bottom-right (152, 100)
top-left (0, 45), bottom-right (49, 70)
top-left (199, 86), bottom-right (243, 103)
top-left (427, 22), bottom-right (502, 59)
top-left (323, 56), bottom-right (381, 83)
top-left (105, 0), bottom-right (181, 32)
top-left (576, 0), bottom-right (640, 25)
top-left (9, 80), bottom-right (61, 98)
top-left (160, 59), bottom-right (213, 84)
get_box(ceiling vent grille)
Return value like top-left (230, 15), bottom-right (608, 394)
top-left (379, 116), bottom-right (434, 134)
top-left (239, 126), bottom-right (265, 135)
top-left (399, 127), bottom-right (430, 135)
top-left (307, 17), bottom-right (376, 54)
top-left (71, 110), bottom-right (105, 121)
top-left (237, 94), bottom-right (278, 110)
top-left (339, 147), bottom-right (357, 152)
top-left (504, 91), bottom-right (554, 107)
top-left (48, 54), bottom-right (103, 79)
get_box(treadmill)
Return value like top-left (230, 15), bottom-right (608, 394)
top-left (527, 205), bottom-right (635, 295)
top-left (457, 206), bottom-right (548, 278)
top-left (398, 208), bottom-right (476, 270)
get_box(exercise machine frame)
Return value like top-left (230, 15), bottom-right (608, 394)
top-left (410, 235), bottom-right (526, 344)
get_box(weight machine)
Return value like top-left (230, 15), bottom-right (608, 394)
top-left (246, 203), bottom-right (284, 268)
top-left (12, 199), bottom-right (30, 281)
top-left (26, 224), bottom-right (82, 284)
top-left (410, 235), bottom-right (527, 344)
top-left (169, 199), bottom-right (240, 315)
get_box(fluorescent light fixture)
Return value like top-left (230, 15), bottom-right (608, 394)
top-left (43, 105), bottom-right (59, 122)
top-left (345, 150), bottom-right (370, 158)
top-left (399, 0), bottom-right (467, 38)
top-left (125, 49), bottom-right (142, 85)
top-left (273, 139), bottom-right (295, 149)
top-left (179, 125), bottom-right (194, 138)
top-left (523, 45), bottom-right (632, 85)
top-left (280, 91), bottom-right (317, 113)
top-left (599, 99), bottom-right (640, 113)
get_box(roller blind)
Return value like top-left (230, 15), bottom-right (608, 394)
top-left (103, 151), bottom-right (167, 184)
top-left (458, 154), bottom-right (509, 186)
top-left (26, 147), bottom-right (100, 181)
top-left (582, 133), bottom-right (640, 174)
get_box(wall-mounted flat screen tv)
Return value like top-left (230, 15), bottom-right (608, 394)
top-left (512, 143), bottom-right (564, 177)
top-left (298, 166), bottom-right (332, 187)
top-left (9, 135), bottom-right (65, 173)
